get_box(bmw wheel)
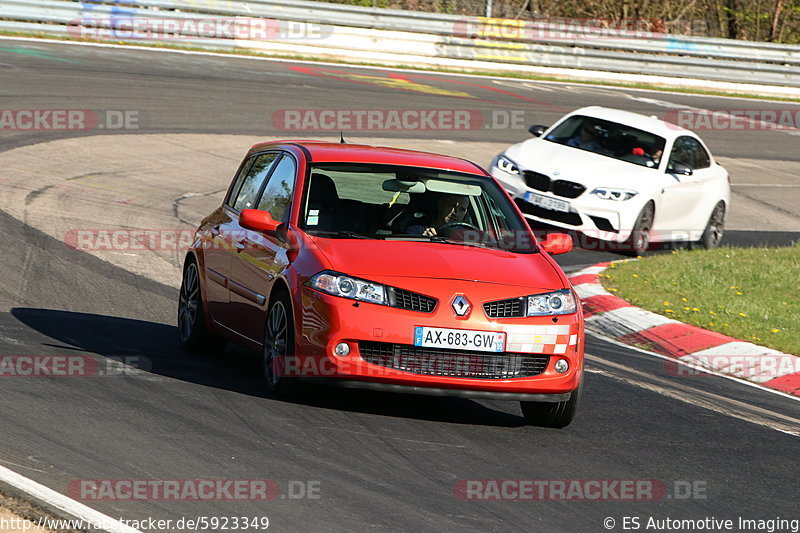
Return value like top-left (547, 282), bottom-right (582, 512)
top-left (623, 202), bottom-right (654, 256)
top-left (697, 202), bottom-right (725, 249)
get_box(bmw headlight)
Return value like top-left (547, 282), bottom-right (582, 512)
top-left (493, 154), bottom-right (520, 175)
top-left (307, 271), bottom-right (386, 305)
top-left (526, 289), bottom-right (577, 316)
top-left (591, 188), bottom-right (638, 201)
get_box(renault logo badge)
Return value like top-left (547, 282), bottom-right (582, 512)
top-left (452, 295), bottom-right (471, 317)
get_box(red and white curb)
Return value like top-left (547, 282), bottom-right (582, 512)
top-left (568, 262), bottom-right (800, 396)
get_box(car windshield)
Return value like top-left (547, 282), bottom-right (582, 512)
top-left (544, 115), bottom-right (666, 168)
top-left (300, 163), bottom-right (537, 253)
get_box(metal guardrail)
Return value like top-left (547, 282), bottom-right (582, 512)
top-left (2, 0), bottom-right (800, 87)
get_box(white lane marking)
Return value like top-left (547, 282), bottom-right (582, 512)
top-left (492, 80), bottom-right (556, 92)
top-left (625, 96), bottom-right (690, 109)
top-left (2, 36), bottom-right (800, 104)
top-left (570, 265), bottom-right (608, 276)
top-left (571, 282), bottom-right (609, 299)
top-left (684, 342), bottom-right (799, 383)
top-left (0, 463), bottom-right (143, 533)
top-left (585, 306), bottom-right (679, 334)
top-left (692, 341), bottom-right (787, 357)
top-left (626, 94), bottom-right (800, 135)
top-left (0, 458), bottom-right (46, 473)
top-left (587, 332), bottom-right (800, 403)
top-left (587, 354), bottom-right (800, 436)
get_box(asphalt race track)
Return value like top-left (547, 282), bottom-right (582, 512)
top-left (0, 39), bottom-right (799, 532)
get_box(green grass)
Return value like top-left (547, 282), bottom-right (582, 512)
top-left (4, 30), bottom-right (800, 103)
top-left (600, 244), bottom-right (800, 355)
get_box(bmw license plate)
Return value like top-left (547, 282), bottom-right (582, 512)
top-left (524, 191), bottom-right (570, 213)
top-left (414, 327), bottom-right (506, 352)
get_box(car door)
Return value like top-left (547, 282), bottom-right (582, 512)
top-left (209, 152), bottom-right (280, 331)
top-left (200, 156), bottom-right (253, 325)
top-left (653, 136), bottom-right (711, 240)
top-left (227, 153), bottom-right (297, 344)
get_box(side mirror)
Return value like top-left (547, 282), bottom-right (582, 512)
top-left (529, 124), bottom-right (548, 137)
top-left (240, 209), bottom-right (281, 233)
top-left (668, 161), bottom-right (693, 176)
top-left (540, 233), bottom-right (573, 255)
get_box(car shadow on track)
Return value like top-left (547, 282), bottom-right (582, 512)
top-left (10, 307), bottom-right (528, 428)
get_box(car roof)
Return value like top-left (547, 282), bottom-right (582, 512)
top-left (248, 141), bottom-right (487, 175)
top-left (567, 106), bottom-right (691, 138)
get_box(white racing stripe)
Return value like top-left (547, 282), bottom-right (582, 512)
top-left (0, 463), bottom-right (142, 533)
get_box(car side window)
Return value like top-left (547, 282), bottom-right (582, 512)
top-left (226, 157), bottom-right (255, 207)
top-left (689, 138), bottom-right (711, 169)
top-left (231, 153), bottom-right (279, 211)
top-left (668, 136), bottom-right (710, 171)
top-left (256, 155), bottom-right (296, 222)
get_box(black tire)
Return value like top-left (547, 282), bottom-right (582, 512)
top-left (520, 374), bottom-right (583, 428)
top-left (697, 202), bottom-right (725, 249)
top-left (178, 259), bottom-right (226, 355)
top-left (262, 290), bottom-right (299, 397)
top-left (622, 203), bottom-right (654, 256)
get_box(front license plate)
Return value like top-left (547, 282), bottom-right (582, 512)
top-left (414, 327), bottom-right (506, 352)
top-left (524, 191), bottom-right (570, 213)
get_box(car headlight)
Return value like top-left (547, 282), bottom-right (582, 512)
top-left (526, 289), bottom-right (577, 316)
top-left (493, 154), bottom-right (520, 175)
top-left (591, 188), bottom-right (638, 201)
top-left (307, 271), bottom-right (386, 305)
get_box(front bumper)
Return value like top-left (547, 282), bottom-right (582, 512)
top-left (491, 166), bottom-right (638, 243)
top-left (290, 285), bottom-right (584, 396)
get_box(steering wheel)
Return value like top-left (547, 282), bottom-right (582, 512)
top-left (437, 222), bottom-right (480, 238)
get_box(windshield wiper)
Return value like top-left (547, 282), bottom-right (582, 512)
top-left (311, 230), bottom-right (380, 240)
top-left (427, 235), bottom-right (488, 249)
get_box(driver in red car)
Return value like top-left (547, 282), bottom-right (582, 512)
top-left (407, 194), bottom-right (470, 236)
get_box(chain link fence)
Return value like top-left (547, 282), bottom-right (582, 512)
top-left (316, 0), bottom-right (800, 43)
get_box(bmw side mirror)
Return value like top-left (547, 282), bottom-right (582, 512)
top-left (669, 162), bottom-right (693, 176)
top-left (529, 125), bottom-right (548, 137)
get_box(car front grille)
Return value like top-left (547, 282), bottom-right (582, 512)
top-left (523, 172), bottom-right (585, 199)
top-left (551, 180), bottom-right (586, 199)
top-left (387, 287), bottom-right (437, 313)
top-left (358, 342), bottom-right (549, 379)
top-left (484, 297), bottom-right (526, 318)
top-left (524, 171), bottom-right (550, 192)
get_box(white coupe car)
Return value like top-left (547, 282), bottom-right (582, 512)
top-left (490, 106), bottom-right (730, 254)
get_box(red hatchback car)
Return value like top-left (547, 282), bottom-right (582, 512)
top-left (179, 141), bottom-right (585, 427)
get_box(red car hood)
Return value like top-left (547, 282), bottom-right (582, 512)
top-left (307, 236), bottom-right (565, 291)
